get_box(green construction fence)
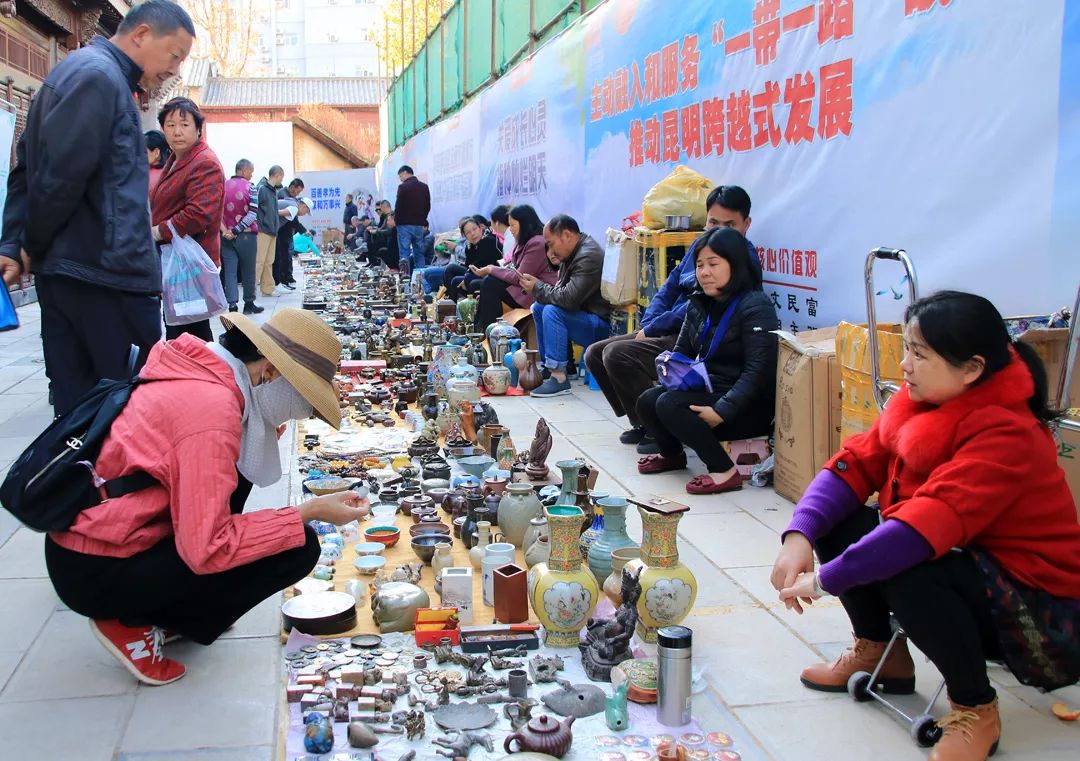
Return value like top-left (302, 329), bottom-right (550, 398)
top-left (386, 0), bottom-right (607, 151)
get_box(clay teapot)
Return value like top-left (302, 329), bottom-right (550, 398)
top-left (503, 714), bottom-right (575, 758)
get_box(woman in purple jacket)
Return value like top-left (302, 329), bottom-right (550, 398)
top-left (470, 204), bottom-right (558, 333)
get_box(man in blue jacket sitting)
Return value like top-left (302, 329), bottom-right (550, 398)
top-left (584, 185), bottom-right (762, 454)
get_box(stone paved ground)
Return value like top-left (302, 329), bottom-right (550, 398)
top-left (0, 271), bottom-right (1077, 759)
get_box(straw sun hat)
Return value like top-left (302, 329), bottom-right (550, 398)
top-left (219, 309), bottom-right (343, 429)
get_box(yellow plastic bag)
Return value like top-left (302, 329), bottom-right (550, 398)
top-left (641, 165), bottom-right (714, 230)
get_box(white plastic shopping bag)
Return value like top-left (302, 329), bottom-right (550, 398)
top-left (160, 222), bottom-right (228, 325)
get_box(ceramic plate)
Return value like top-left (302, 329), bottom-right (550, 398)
top-left (350, 634), bottom-right (382, 648)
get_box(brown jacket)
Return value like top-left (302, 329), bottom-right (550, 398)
top-left (532, 233), bottom-right (612, 319)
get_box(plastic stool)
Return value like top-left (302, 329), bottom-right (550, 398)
top-left (725, 437), bottom-right (771, 480)
top-left (584, 367), bottom-right (600, 390)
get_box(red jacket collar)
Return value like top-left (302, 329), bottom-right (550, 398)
top-left (160, 138), bottom-right (210, 178)
top-left (877, 349), bottom-right (1036, 472)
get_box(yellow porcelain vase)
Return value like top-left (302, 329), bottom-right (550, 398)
top-left (626, 498), bottom-right (697, 643)
top-left (527, 505), bottom-right (599, 647)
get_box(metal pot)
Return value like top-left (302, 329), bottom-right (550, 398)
top-left (664, 214), bottom-right (691, 230)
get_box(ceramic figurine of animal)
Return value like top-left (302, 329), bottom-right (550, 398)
top-left (605, 681), bottom-right (630, 731)
top-left (433, 729), bottom-right (494, 757)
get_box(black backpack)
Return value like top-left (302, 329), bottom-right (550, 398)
top-left (0, 350), bottom-right (157, 532)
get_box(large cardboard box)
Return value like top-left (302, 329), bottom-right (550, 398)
top-left (1015, 328), bottom-right (1080, 413)
top-left (1016, 327), bottom-right (1080, 517)
top-left (1057, 423), bottom-right (1080, 518)
top-left (773, 328), bottom-right (842, 503)
top-left (835, 321), bottom-right (905, 442)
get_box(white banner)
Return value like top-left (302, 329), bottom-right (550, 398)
top-left (0, 109), bottom-right (16, 241)
top-left (379, 0), bottom-right (1080, 329)
top-left (296, 168), bottom-right (378, 241)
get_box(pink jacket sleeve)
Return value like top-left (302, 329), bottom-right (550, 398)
top-left (490, 236), bottom-right (555, 284)
top-left (167, 430), bottom-right (307, 574)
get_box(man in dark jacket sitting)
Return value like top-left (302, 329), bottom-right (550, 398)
top-left (525, 215), bottom-right (613, 398)
top-left (584, 185), bottom-right (762, 453)
top-left (0, 0), bottom-right (195, 415)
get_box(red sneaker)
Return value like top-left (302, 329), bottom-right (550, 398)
top-left (637, 451), bottom-right (687, 474)
top-left (686, 472), bottom-right (743, 494)
top-left (89, 619), bottom-right (187, 686)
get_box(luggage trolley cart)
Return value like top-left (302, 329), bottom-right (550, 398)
top-left (848, 247), bottom-right (946, 748)
top-left (1050, 285), bottom-right (1080, 425)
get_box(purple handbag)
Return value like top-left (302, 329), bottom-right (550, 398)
top-left (655, 295), bottom-right (744, 393)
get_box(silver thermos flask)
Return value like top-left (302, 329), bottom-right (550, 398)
top-left (656, 625), bottom-right (693, 726)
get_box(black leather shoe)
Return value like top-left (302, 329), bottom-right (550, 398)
top-left (636, 436), bottom-right (661, 455)
top-left (243, 302), bottom-right (264, 315)
top-left (619, 426), bottom-right (647, 445)
top-left (228, 303), bottom-right (238, 312)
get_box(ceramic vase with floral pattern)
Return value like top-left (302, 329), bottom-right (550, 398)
top-left (527, 505), bottom-right (599, 647)
top-left (624, 498), bottom-right (696, 643)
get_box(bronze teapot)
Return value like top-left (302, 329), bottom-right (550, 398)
top-left (503, 714), bottom-right (575, 758)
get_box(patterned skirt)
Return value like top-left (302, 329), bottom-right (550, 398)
top-left (968, 548), bottom-right (1080, 691)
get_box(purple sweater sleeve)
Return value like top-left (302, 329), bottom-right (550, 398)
top-left (784, 470), bottom-right (863, 545)
top-left (818, 520), bottom-right (934, 596)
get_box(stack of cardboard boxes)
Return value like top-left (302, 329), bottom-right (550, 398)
top-left (772, 325), bottom-right (1079, 518)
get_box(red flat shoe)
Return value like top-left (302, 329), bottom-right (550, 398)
top-left (637, 451), bottom-right (687, 474)
top-left (686, 472), bottom-right (743, 494)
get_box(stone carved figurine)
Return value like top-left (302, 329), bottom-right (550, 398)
top-left (489, 654), bottom-right (523, 670)
top-left (580, 566), bottom-right (641, 681)
top-left (526, 418), bottom-right (553, 480)
top-left (433, 729), bottom-right (494, 757)
top-left (402, 709), bottom-right (425, 741)
top-left (529, 653), bottom-right (565, 683)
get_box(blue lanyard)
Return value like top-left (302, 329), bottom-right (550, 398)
top-left (696, 295), bottom-right (744, 361)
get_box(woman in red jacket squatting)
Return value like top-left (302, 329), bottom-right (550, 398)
top-left (772, 291), bottom-right (1079, 761)
top-left (43, 309), bottom-right (369, 686)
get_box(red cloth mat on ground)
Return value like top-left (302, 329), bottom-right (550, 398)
top-left (480, 385), bottom-right (527, 397)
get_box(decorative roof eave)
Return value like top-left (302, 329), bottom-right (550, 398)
top-left (290, 115), bottom-right (374, 168)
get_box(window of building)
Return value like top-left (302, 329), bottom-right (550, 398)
top-left (0, 29), bottom-right (51, 80)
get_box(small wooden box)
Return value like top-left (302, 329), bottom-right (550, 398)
top-left (413, 607), bottom-right (461, 646)
top-left (459, 624), bottom-right (540, 653)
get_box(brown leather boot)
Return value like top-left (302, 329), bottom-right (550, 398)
top-left (800, 635), bottom-right (916, 693)
top-left (929, 698), bottom-right (1000, 761)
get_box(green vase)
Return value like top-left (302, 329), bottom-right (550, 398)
top-left (587, 496), bottom-right (639, 583)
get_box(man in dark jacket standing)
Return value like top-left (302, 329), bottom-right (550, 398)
top-left (254, 165), bottom-right (284, 298)
top-left (342, 194), bottom-right (358, 231)
top-left (273, 178), bottom-right (305, 290)
top-left (0, 0), bottom-right (195, 415)
top-left (393, 165), bottom-right (430, 272)
top-left (525, 215), bottom-right (612, 398)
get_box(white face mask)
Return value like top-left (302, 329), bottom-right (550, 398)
top-left (252, 376), bottom-right (313, 428)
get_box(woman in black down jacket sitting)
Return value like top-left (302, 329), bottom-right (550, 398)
top-left (636, 227), bottom-right (779, 495)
